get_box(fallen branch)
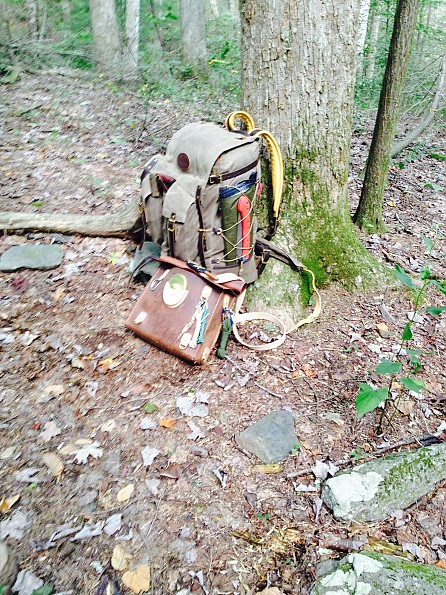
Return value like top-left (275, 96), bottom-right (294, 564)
top-left (0, 198), bottom-right (141, 237)
top-left (392, 52), bottom-right (446, 157)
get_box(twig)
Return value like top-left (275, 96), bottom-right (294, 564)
top-left (224, 354), bottom-right (284, 399)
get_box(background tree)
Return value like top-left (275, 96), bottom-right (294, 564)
top-left (354, 0), bottom-right (420, 232)
top-left (240, 0), bottom-right (384, 320)
top-left (180, 0), bottom-right (208, 74)
top-left (122, 0), bottom-right (140, 81)
top-left (89, 0), bottom-right (122, 78)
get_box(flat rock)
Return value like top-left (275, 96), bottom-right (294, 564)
top-left (235, 409), bottom-right (298, 463)
top-left (322, 443), bottom-right (446, 522)
top-left (311, 551), bottom-right (446, 594)
top-left (0, 244), bottom-right (64, 271)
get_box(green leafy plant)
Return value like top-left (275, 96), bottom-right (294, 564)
top-left (355, 235), bottom-right (445, 431)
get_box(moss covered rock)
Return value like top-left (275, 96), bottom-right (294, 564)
top-left (321, 443), bottom-right (446, 522)
top-left (311, 552), bottom-right (446, 595)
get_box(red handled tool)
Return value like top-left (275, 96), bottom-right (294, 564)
top-left (237, 195), bottom-right (251, 259)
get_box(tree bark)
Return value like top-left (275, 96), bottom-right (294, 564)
top-left (240, 0), bottom-right (385, 321)
top-left (391, 51), bottom-right (446, 156)
top-left (122, 0), bottom-right (140, 81)
top-left (0, 199), bottom-right (140, 237)
top-left (26, 0), bottom-right (39, 39)
top-left (180, 0), bottom-right (208, 74)
top-left (354, 0), bottom-right (420, 232)
top-left (89, 0), bottom-right (122, 79)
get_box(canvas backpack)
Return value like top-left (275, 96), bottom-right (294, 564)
top-left (137, 111), bottom-right (283, 284)
top-left (133, 112), bottom-right (321, 351)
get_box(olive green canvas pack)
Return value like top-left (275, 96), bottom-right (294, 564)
top-left (140, 121), bottom-right (261, 283)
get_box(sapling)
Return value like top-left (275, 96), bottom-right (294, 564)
top-left (355, 235), bottom-right (446, 432)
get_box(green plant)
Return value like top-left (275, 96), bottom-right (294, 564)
top-left (355, 235), bottom-right (445, 431)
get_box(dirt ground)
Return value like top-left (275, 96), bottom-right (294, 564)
top-left (0, 70), bottom-right (445, 594)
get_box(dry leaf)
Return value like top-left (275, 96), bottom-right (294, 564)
top-left (98, 358), bottom-right (121, 372)
top-left (160, 464), bottom-right (181, 480)
top-left (254, 464), bottom-right (282, 474)
top-left (1, 447), bottom-right (15, 459)
top-left (58, 443), bottom-right (78, 456)
top-left (54, 286), bottom-right (65, 300)
top-left (101, 419), bottom-right (116, 433)
top-left (122, 565), bottom-right (151, 593)
top-left (0, 493), bottom-right (21, 513)
top-left (117, 484), bottom-right (134, 503)
top-left (40, 420), bottom-right (62, 442)
top-left (376, 322), bottom-right (390, 338)
top-left (435, 560), bottom-right (446, 570)
top-left (111, 544), bottom-right (132, 571)
top-left (42, 452), bottom-right (64, 476)
top-left (44, 384), bottom-right (65, 396)
top-left (160, 418), bottom-right (176, 429)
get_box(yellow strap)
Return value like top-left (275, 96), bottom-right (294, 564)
top-left (225, 112), bottom-right (283, 221)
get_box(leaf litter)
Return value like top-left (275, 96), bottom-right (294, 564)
top-left (0, 71), bottom-right (445, 594)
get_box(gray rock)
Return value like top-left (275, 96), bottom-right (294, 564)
top-left (235, 409), bottom-right (298, 463)
top-left (0, 541), bottom-right (19, 595)
top-left (0, 244), bottom-right (64, 272)
top-left (322, 443), bottom-right (446, 522)
top-left (311, 551), bottom-right (446, 594)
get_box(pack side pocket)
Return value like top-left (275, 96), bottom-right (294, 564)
top-left (161, 183), bottom-right (200, 263)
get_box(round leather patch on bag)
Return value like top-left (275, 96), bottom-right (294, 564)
top-left (177, 153), bottom-right (190, 171)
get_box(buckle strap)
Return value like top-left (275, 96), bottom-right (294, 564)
top-left (208, 158), bottom-right (259, 185)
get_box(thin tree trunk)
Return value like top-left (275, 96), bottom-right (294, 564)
top-left (391, 52), bottom-right (446, 157)
top-left (357, 0), bottom-right (372, 73)
top-left (180, 0), bottom-right (208, 74)
top-left (89, 0), bottom-right (122, 79)
top-left (354, 0), bottom-right (420, 232)
top-left (122, 0), bottom-right (140, 81)
top-left (209, 0), bottom-right (219, 17)
top-left (241, 0), bottom-right (385, 321)
top-left (26, 0), bottom-right (39, 39)
top-left (61, 0), bottom-right (71, 21)
top-left (38, 0), bottom-right (47, 41)
top-left (364, 1), bottom-right (382, 82)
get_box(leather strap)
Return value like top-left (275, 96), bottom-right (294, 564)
top-left (208, 158), bottom-right (259, 185)
top-left (195, 186), bottom-right (206, 268)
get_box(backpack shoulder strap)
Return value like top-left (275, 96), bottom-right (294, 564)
top-left (231, 239), bottom-right (321, 351)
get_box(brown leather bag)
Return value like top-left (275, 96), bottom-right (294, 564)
top-left (125, 257), bottom-right (245, 364)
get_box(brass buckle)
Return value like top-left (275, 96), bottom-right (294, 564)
top-left (210, 173), bottom-right (223, 185)
top-left (168, 215), bottom-right (176, 233)
top-left (261, 249), bottom-right (271, 264)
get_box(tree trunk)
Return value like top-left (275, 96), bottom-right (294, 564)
top-left (208, 0), bottom-right (219, 17)
top-left (357, 0), bottom-right (372, 73)
top-left (89, 0), bottom-right (122, 79)
top-left (26, 0), bottom-right (39, 38)
top-left (180, 0), bottom-right (208, 74)
top-left (240, 0), bottom-right (385, 321)
top-left (364, 1), bottom-right (381, 82)
top-left (391, 51), bottom-right (446, 157)
top-left (354, 0), bottom-right (420, 232)
top-left (0, 199), bottom-right (140, 237)
top-left (61, 0), bottom-right (71, 22)
top-left (122, 0), bottom-right (140, 81)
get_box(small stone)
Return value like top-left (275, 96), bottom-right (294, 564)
top-left (0, 244), bottom-right (64, 272)
top-left (235, 410), bottom-right (298, 463)
top-left (377, 322), bottom-right (390, 338)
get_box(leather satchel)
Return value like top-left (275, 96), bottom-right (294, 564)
top-left (125, 257), bottom-right (245, 364)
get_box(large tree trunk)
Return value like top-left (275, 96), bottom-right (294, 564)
top-left (122, 0), bottom-right (140, 81)
top-left (89, 0), bottom-right (122, 79)
top-left (180, 0), bottom-right (208, 74)
top-left (354, 0), bottom-right (420, 232)
top-left (240, 0), bottom-right (385, 322)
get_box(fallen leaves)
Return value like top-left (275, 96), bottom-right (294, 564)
top-left (42, 452), bottom-right (64, 476)
top-left (117, 484), bottom-right (134, 503)
top-left (111, 544), bottom-right (132, 571)
top-left (39, 420), bottom-right (62, 442)
top-left (0, 493), bottom-right (21, 513)
top-left (141, 446), bottom-right (160, 466)
top-left (71, 441), bottom-right (103, 464)
top-left (254, 464), bottom-right (282, 474)
top-left (122, 565), bottom-right (151, 594)
top-left (159, 418), bottom-right (176, 429)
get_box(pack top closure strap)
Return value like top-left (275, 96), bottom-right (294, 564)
top-left (208, 158), bottom-right (259, 185)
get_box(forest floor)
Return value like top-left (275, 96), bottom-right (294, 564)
top-left (0, 69), bottom-right (445, 595)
